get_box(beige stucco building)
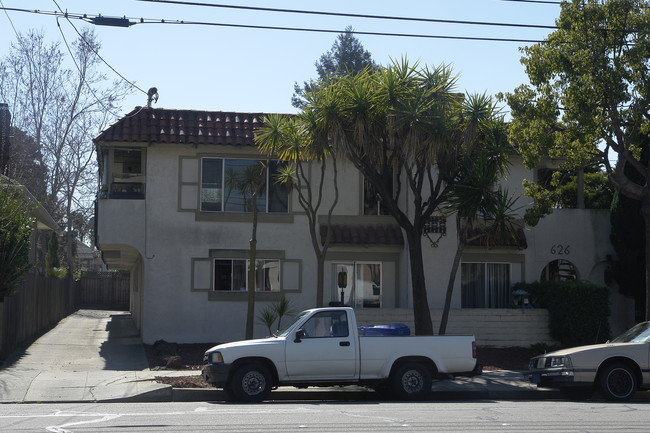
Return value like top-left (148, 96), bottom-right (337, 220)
top-left (94, 107), bottom-right (630, 346)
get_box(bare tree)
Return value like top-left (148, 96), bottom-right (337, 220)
top-left (1, 28), bottom-right (131, 276)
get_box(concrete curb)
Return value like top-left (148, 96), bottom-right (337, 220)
top-left (164, 384), bottom-right (563, 403)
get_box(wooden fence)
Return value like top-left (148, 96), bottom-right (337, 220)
top-left (0, 275), bottom-right (75, 361)
top-left (0, 273), bottom-right (130, 361)
top-left (76, 273), bottom-right (130, 310)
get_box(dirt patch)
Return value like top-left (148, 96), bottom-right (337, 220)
top-left (145, 342), bottom-right (536, 389)
top-left (144, 341), bottom-right (217, 371)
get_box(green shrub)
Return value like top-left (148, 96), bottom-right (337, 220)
top-left (0, 184), bottom-right (34, 300)
top-left (513, 280), bottom-right (611, 347)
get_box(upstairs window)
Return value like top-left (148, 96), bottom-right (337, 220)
top-left (201, 158), bottom-right (288, 213)
top-left (100, 148), bottom-right (145, 199)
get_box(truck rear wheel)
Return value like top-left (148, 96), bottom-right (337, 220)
top-left (391, 362), bottom-right (432, 400)
top-left (230, 363), bottom-right (273, 402)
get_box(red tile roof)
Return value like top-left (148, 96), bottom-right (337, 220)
top-left (94, 107), bottom-right (272, 146)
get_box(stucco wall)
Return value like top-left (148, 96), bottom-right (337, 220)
top-left (97, 140), bottom-right (623, 344)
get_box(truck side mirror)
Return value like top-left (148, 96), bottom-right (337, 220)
top-left (294, 329), bottom-right (304, 343)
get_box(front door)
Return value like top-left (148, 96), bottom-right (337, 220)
top-left (284, 310), bottom-right (358, 380)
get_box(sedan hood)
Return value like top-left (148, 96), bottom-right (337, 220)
top-left (539, 342), bottom-right (639, 358)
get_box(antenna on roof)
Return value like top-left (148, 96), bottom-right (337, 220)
top-left (147, 87), bottom-right (159, 108)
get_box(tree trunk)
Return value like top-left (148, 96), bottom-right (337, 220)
top-left (246, 237), bottom-right (256, 339)
top-left (642, 201), bottom-right (650, 321)
top-left (316, 254), bottom-right (325, 307)
top-left (439, 238), bottom-right (464, 335)
top-left (405, 229), bottom-right (434, 335)
top-left (245, 195), bottom-right (259, 340)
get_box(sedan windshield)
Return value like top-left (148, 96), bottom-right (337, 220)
top-left (610, 322), bottom-right (650, 343)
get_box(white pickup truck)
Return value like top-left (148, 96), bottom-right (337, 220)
top-left (202, 307), bottom-right (480, 401)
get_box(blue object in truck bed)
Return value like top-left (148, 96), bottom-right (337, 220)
top-left (358, 323), bottom-right (411, 336)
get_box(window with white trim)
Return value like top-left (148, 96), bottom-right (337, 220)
top-left (461, 262), bottom-right (511, 308)
top-left (201, 158), bottom-right (288, 213)
top-left (213, 259), bottom-right (281, 292)
top-left (332, 262), bottom-right (381, 308)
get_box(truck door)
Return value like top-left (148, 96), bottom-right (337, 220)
top-left (285, 310), bottom-right (358, 380)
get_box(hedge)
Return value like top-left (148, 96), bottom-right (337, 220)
top-left (512, 280), bottom-right (611, 347)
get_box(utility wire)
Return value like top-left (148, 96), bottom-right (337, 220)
top-left (52, 0), bottom-right (148, 120)
top-left (54, 16), bottom-right (124, 119)
top-left (135, 0), bottom-right (559, 30)
top-left (502, 0), bottom-right (562, 4)
top-left (0, 0), bottom-right (19, 36)
top-left (143, 19), bottom-right (545, 43)
top-left (0, 7), bottom-right (548, 43)
top-left (51, 2), bottom-right (147, 95)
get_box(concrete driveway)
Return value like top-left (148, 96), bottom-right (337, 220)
top-left (0, 309), bottom-right (175, 403)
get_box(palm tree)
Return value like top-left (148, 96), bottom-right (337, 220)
top-left (272, 294), bottom-right (295, 331)
top-left (227, 162), bottom-right (267, 339)
top-left (257, 305), bottom-right (278, 336)
top-left (290, 59), bottom-right (510, 335)
top-left (256, 113), bottom-right (339, 307)
top-left (438, 95), bottom-right (519, 334)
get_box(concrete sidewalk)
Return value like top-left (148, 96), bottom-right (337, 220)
top-left (0, 309), bottom-right (559, 403)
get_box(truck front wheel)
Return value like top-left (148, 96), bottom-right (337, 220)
top-left (391, 362), bottom-right (432, 400)
top-left (230, 363), bottom-right (273, 402)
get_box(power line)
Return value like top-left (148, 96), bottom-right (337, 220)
top-left (51, 0), bottom-right (146, 120)
top-left (135, 0), bottom-right (559, 30)
top-left (0, 7), bottom-right (548, 43)
top-left (0, 0), bottom-right (19, 37)
top-left (501, 0), bottom-right (562, 4)
top-left (142, 20), bottom-right (545, 43)
top-left (51, 2), bottom-right (147, 95)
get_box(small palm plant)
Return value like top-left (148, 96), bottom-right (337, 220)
top-left (257, 306), bottom-right (278, 336)
top-left (272, 295), bottom-right (295, 332)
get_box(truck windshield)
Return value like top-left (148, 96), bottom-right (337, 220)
top-left (274, 311), bottom-right (309, 337)
top-left (610, 322), bottom-right (650, 343)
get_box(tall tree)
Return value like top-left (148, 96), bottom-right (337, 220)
top-left (438, 102), bottom-right (518, 334)
top-left (503, 0), bottom-right (650, 319)
top-left (1, 127), bottom-right (48, 205)
top-left (292, 26), bottom-right (377, 108)
top-left (225, 162), bottom-right (267, 339)
top-left (45, 231), bottom-right (61, 277)
top-left (255, 112), bottom-right (339, 308)
top-left (297, 59), bottom-right (509, 335)
top-left (0, 28), bottom-right (131, 275)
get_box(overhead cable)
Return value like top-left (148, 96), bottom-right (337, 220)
top-left (135, 0), bottom-right (559, 30)
top-left (0, 7), bottom-right (547, 43)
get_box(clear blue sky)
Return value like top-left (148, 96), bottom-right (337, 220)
top-left (0, 0), bottom-right (561, 118)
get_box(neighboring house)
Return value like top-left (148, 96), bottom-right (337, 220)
top-left (75, 241), bottom-right (108, 274)
top-left (94, 107), bottom-right (626, 345)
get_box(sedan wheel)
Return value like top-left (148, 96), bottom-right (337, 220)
top-left (598, 363), bottom-right (637, 402)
